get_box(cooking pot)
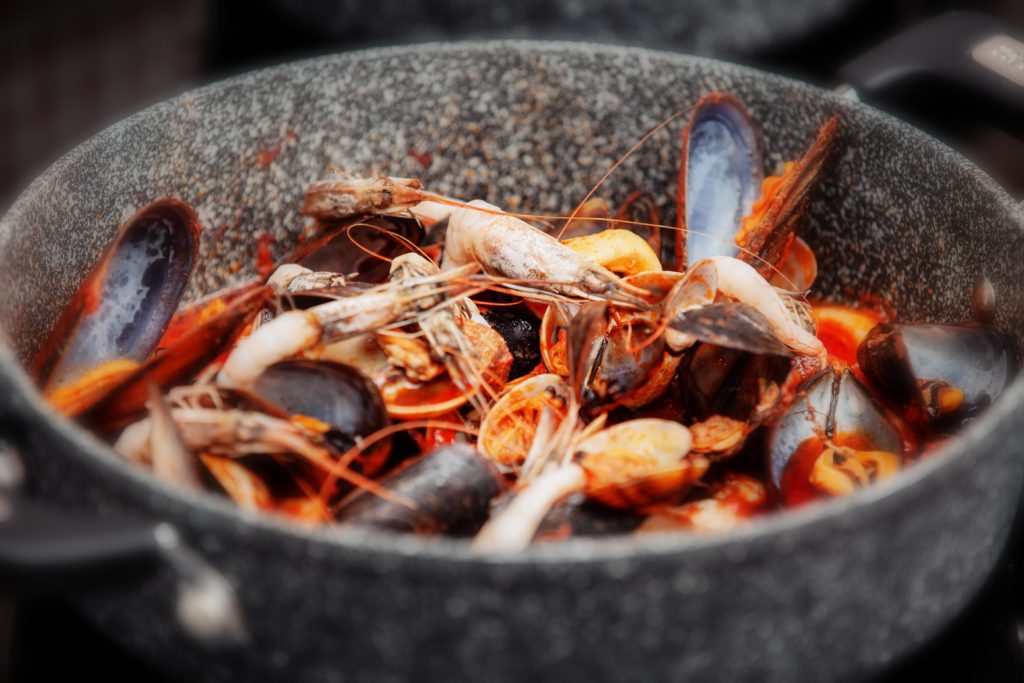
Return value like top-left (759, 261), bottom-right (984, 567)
top-left (2, 21), bottom-right (1024, 683)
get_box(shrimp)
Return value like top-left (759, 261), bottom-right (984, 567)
top-left (664, 256), bottom-right (826, 362)
top-left (115, 400), bottom-right (402, 507)
top-left (217, 265), bottom-right (481, 391)
top-left (268, 264), bottom-right (349, 293)
top-left (386, 253), bottom-right (501, 410)
top-left (302, 175), bottom-right (649, 306)
top-left (114, 406), bottom-right (335, 466)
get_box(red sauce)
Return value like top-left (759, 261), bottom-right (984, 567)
top-left (255, 232), bottom-right (278, 279)
top-left (256, 145), bottom-right (282, 170)
top-left (408, 148), bottom-right (432, 169)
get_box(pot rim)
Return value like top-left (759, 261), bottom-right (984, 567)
top-left (2, 40), bottom-right (1022, 566)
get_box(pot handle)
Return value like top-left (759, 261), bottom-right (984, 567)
top-left (837, 12), bottom-right (1024, 135)
top-left (0, 443), bottom-right (247, 646)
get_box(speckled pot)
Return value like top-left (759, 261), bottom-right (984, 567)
top-left (272, 0), bottom-right (861, 56)
top-left (1, 42), bottom-right (1023, 683)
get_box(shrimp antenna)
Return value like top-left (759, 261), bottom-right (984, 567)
top-left (557, 106), bottom-right (690, 240)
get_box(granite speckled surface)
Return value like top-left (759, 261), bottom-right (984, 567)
top-left (1, 42), bottom-right (1023, 682)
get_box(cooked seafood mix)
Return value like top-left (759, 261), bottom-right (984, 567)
top-left (34, 94), bottom-right (1014, 550)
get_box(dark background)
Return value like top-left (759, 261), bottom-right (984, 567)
top-left (3, 0), bottom-right (1024, 680)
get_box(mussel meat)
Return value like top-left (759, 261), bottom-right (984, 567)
top-left (768, 367), bottom-right (904, 506)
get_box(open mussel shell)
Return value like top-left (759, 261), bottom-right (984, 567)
top-left (857, 323), bottom-right (1014, 430)
top-left (767, 368), bottom-right (903, 493)
top-left (678, 93), bottom-right (762, 269)
top-left (736, 116), bottom-right (838, 278)
top-left (252, 359), bottom-right (390, 451)
top-left (34, 199), bottom-right (201, 388)
top-left (336, 444), bottom-right (505, 536)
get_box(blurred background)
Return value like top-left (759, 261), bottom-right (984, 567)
top-left (2, 0), bottom-right (1024, 680)
top-left (3, 0), bottom-right (1024, 209)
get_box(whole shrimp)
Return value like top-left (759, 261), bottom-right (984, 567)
top-left (114, 386), bottom-right (396, 502)
top-left (303, 175), bottom-right (649, 306)
top-left (217, 262), bottom-right (481, 390)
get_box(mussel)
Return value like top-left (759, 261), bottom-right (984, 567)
top-left (768, 368), bottom-right (904, 506)
top-left (482, 307), bottom-right (541, 380)
top-left (676, 91), bottom-right (837, 281)
top-left (67, 286), bottom-right (272, 427)
top-left (336, 444), bottom-right (505, 536)
top-left (858, 323), bottom-right (1014, 431)
top-left (33, 199), bottom-right (201, 388)
top-left (677, 94), bottom-right (762, 270)
top-left (252, 359), bottom-right (392, 474)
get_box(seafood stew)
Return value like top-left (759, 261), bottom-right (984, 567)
top-left (3, 44), bottom-right (1024, 683)
top-left (29, 93), bottom-right (1015, 551)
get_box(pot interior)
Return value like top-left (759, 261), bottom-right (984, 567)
top-left (1, 43), bottom-right (1022, 408)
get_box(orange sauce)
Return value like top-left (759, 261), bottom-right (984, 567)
top-left (779, 432), bottom-right (879, 508)
top-left (812, 304), bottom-right (884, 369)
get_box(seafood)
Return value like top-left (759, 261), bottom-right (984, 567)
top-left (768, 368), bottom-right (905, 506)
top-left (858, 323), bottom-right (1012, 431)
top-left (675, 93), bottom-right (838, 279)
top-left (676, 94), bottom-right (762, 269)
top-left (663, 256), bottom-right (824, 360)
top-left (36, 91), bottom-right (1015, 550)
top-left (35, 199), bottom-right (200, 390)
top-left (55, 286), bottom-right (272, 426)
top-left (216, 265), bottom-right (481, 391)
top-left (474, 418), bottom-right (707, 551)
top-left (250, 359), bottom-right (391, 470)
top-left (303, 178), bottom-right (650, 307)
top-left (337, 444), bottom-right (505, 535)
